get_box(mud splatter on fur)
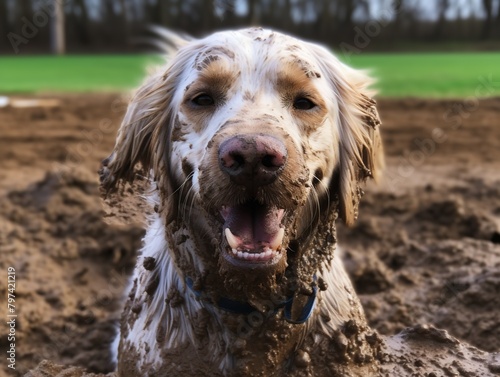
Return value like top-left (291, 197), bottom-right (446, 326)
top-left (98, 28), bottom-right (483, 377)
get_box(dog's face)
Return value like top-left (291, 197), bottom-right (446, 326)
top-left (100, 28), bottom-right (382, 300)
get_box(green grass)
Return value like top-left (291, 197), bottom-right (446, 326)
top-left (345, 52), bottom-right (500, 98)
top-left (0, 55), bottom-right (164, 93)
top-left (0, 53), bottom-right (499, 97)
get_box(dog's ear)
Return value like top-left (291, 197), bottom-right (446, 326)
top-left (99, 70), bottom-right (173, 196)
top-left (337, 90), bottom-right (383, 226)
top-left (99, 30), bottom-right (195, 224)
top-left (100, 29), bottom-right (191, 200)
top-left (99, 68), bottom-right (186, 225)
top-left (311, 45), bottom-right (384, 226)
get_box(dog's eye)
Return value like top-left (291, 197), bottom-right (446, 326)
top-left (192, 94), bottom-right (215, 107)
top-left (293, 97), bottom-right (316, 110)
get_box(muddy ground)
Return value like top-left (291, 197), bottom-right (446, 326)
top-left (0, 94), bottom-right (499, 376)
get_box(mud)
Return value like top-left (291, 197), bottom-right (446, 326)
top-left (0, 95), bottom-right (499, 376)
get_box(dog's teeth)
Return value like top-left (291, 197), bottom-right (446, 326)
top-left (225, 228), bottom-right (240, 249)
top-left (229, 247), bottom-right (278, 261)
top-left (262, 248), bottom-right (272, 259)
top-left (269, 228), bottom-right (285, 251)
top-left (227, 236), bottom-right (281, 261)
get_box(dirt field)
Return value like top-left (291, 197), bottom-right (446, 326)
top-left (0, 94), bottom-right (499, 376)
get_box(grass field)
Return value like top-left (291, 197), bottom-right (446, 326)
top-left (345, 52), bottom-right (500, 98)
top-left (0, 53), bottom-right (499, 97)
top-left (0, 55), bottom-right (163, 93)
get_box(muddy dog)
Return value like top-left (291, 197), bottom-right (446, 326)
top-left (100, 28), bottom-right (497, 377)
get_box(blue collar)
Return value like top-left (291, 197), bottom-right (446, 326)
top-left (185, 276), bottom-right (317, 324)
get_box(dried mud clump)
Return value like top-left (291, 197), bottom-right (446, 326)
top-left (25, 360), bottom-right (115, 377)
top-left (0, 167), bottom-right (143, 375)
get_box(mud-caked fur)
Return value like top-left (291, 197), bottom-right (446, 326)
top-left (100, 28), bottom-right (383, 377)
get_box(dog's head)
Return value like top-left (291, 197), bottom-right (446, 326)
top-left (100, 28), bottom-right (382, 301)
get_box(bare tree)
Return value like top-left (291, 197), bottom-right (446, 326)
top-left (5, 0), bottom-right (499, 53)
top-left (392, 0), bottom-right (407, 33)
top-left (158, 0), bottom-right (175, 26)
top-left (432, 0), bottom-right (450, 39)
top-left (72, 0), bottom-right (91, 45)
top-left (246, 0), bottom-right (261, 25)
top-left (117, 0), bottom-right (130, 41)
top-left (102, 0), bottom-right (115, 20)
top-left (51, 0), bottom-right (65, 54)
top-left (341, 0), bottom-right (356, 32)
top-left (148, 0), bottom-right (184, 28)
top-left (400, 0), bottom-right (422, 39)
top-left (15, 0), bottom-right (33, 34)
top-left (316, 0), bottom-right (335, 41)
top-left (358, 0), bottom-right (370, 19)
top-left (481, 0), bottom-right (493, 39)
top-left (17, 0), bottom-right (33, 18)
top-left (0, 0), bottom-right (10, 47)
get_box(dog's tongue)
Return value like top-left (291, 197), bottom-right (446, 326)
top-left (221, 203), bottom-right (284, 252)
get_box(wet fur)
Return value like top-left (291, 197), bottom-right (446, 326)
top-left (100, 28), bottom-right (383, 376)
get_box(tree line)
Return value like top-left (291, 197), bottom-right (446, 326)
top-left (1, 0), bottom-right (499, 54)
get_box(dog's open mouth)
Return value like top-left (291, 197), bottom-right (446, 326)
top-left (221, 201), bottom-right (285, 265)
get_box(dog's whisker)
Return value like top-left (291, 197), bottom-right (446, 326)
top-left (171, 171), bottom-right (195, 200)
top-left (314, 174), bottom-right (331, 210)
top-left (186, 186), bottom-right (198, 221)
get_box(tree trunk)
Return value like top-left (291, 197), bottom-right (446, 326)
top-left (118, 0), bottom-right (129, 24)
top-left (0, 0), bottom-right (10, 48)
top-left (393, 0), bottom-right (405, 38)
top-left (282, 0), bottom-right (293, 31)
top-left (481, 0), bottom-right (493, 39)
top-left (318, 0), bottom-right (333, 42)
top-left (247, 0), bottom-right (260, 25)
top-left (103, 0), bottom-right (115, 19)
top-left (18, 0), bottom-right (33, 18)
top-left (202, 0), bottom-right (214, 31)
top-left (51, 0), bottom-right (65, 54)
top-left (16, 0), bottom-right (33, 33)
top-left (341, 0), bottom-right (356, 37)
top-left (432, 0), bottom-right (449, 40)
top-left (223, 0), bottom-right (236, 27)
top-left (158, 0), bottom-right (172, 26)
top-left (74, 0), bottom-right (91, 45)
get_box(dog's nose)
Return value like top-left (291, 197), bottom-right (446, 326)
top-left (219, 134), bottom-right (287, 187)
